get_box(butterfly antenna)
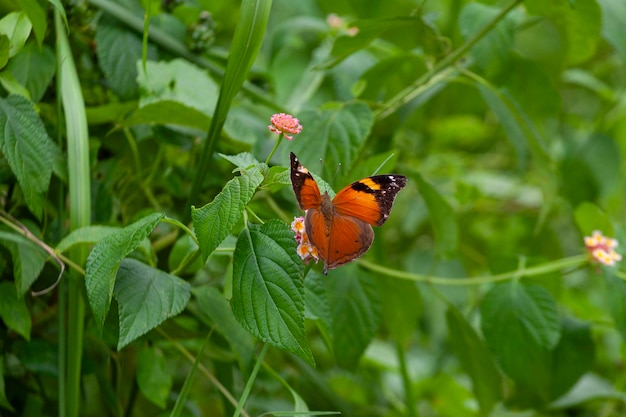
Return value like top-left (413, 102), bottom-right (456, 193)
top-left (372, 153), bottom-right (396, 175)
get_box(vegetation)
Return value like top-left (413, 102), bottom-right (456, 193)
top-left (0, 0), bottom-right (625, 416)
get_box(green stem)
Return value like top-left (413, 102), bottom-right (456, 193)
top-left (396, 342), bottom-right (417, 417)
top-left (233, 343), bottom-right (269, 417)
top-left (376, 0), bottom-right (524, 119)
top-left (265, 133), bottom-right (284, 165)
top-left (359, 254), bottom-right (589, 285)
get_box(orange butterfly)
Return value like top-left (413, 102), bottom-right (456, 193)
top-left (290, 152), bottom-right (407, 274)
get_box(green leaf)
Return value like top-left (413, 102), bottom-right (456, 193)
top-left (319, 16), bottom-right (425, 69)
top-left (231, 220), bottom-right (313, 365)
top-left (287, 102), bottom-right (374, 182)
top-left (0, 225), bottom-right (47, 296)
top-left (0, 35), bottom-right (9, 69)
top-left (446, 305), bottom-right (502, 414)
top-left (326, 265), bottom-right (381, 369)
top-left (379, 276), bottom-right (421, 346)
top-left (574, 202), bottom-right (614, 237)
top-left (219, 152), bottom-right (261, 170)
top-left (16, 0), bottom-right (46, 47)
top-left (85, 212), bottom-right (164, 333)
top-left (5, 42), bottom-right (56, 102)
top-left (0, 358), bottom-right (14, 411)
top-left (605, 267), bottom-right (626, 339)
top-left (0, 94), bottom-right (53, 218)
top-left (0, 11), bottom-right (32, 58)
top-left (46, 0), bottom-right (68, 30)
top-left (0, 282), bottom-right (31, 340)
top-left (114, 258), bottom-right (191, 349)
top-left (414, 172), bottom-right (458, 257)
top-left (95, 17), bottom-right (156, 99)
top-left (481, 281), bottom-right (560, 402)
top-left (0, 70), bottom-right (31, 99)
top-left (137, 58), bottom-right (219, 116)
top-left (597, 0), bottom-right (626, 63)
top-left (549, 318), bottom-right (594, 400)
top-left (459, 2), bottom-right (517, 70)
top-left (526, 0), bottom-right (602, 65)
top-left (192, 165), bottom-right (265, 262)
top-left (136, 346), bottom-right (173, 409)
top-left (193, 286), bottom-right (255, 370)
top-left (55, 225), bottom-right (120, 254)
top-left (124, 100), bottom-right (210, 131)
top-left (304, 272), bottom-right (334, 349)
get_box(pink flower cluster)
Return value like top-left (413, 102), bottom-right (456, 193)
top-left (584, 230), bottom-right (622, 266)
top-left (268, 113), bottom-right (303, 140)
top-left (291, 216), bottom-right (319, 264)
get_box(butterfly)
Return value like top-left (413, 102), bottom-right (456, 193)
top-left (290, 152), bottom-right (407, 274)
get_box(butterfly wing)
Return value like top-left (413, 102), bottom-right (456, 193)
top-left (332, 175), bottom-right (407, 226)
top-left (290, 152), bottom-right (322, 210)
top-left (305, 208), bottom-right (374, 273)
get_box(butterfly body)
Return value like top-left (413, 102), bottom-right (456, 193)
top-left (290, 152), bottom-right (406, 274)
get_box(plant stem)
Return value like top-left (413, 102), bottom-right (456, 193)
top-left (359, 254), bottom-right (589, 285)
top-left (265, 133), bottom-right (284, 165)
top-left (396, 342), bottom-right (418, 417)
top-left (376, 0), bottom-right (525, 119)
top-left (233, 343), bottom-right (269, 417)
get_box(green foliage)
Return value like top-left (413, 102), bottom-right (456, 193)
top-left (1, 0), bottom-right (626, 415)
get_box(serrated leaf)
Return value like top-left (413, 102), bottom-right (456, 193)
top-left (193, 286), bottom-right (255, 370)
top-left (95, 17), bottom-right (155, 99)
top-left (192, 165), bottom-right (265, 262)
top-left (481, 281), bottom-right (560, 402)
top-left (0, 225), bottom-right (47, 296)
top-left (326, 264), bottom-right (380, 369)
top-left (446, 305), bottom-right (502, 414)
top-left (0, 94), bottom-right (53, 218)
top-left (16, 0), bottom-right (46, 47)
top-left (414, 172), bottom-right (458, 257)
top-left (5, 42), bottom-right (55, 102)
top-left (55, 225), bottom-right (120, 254)
top-left (85, 212), bottom-right (164, 333)
top-left (219, 152), bottom-right (260, 170)
top-left (114, 258), bottom-right (191, 349)
top-left (0, 12), bottom-right (32, 58)
top-left (0, 358), bottom-right (14, 411)
top-left (287, 102), bottom-right (374, 182)
top-left (231, 220), bottom-right (313, 364)
top-left (0, 282), bottom-right (31, 340)
top-left (124, 100), bottom-right (211, 131)
top-left (136, 346), bottom-right (172, 409)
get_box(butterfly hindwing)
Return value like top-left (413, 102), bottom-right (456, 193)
top-left (333, 175), bottom-right (407, 226)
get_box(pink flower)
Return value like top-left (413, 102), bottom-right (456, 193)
top-left (584, 230), bottom-right (622, 266)
top-left (268, 113), bottom-right (303, 140)
top-left (291, 216), bottom-right (319, 264)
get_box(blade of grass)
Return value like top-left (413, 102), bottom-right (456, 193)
top-left (186, 0), bottom-right (273, 215)
top-left (55, 9), bottom-right (91, 417)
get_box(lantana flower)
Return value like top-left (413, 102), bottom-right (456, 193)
top-left (584, 230), bottom-right (622, 266)
top-left (291, 216), bottom-right (319, 264)
top-left (268, 113), bottom-right (303, 141)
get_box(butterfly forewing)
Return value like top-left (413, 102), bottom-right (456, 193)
top-left (333, 175), bottom-right (407, 226)
top-left (290, 152), bottom-right (322, 210)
